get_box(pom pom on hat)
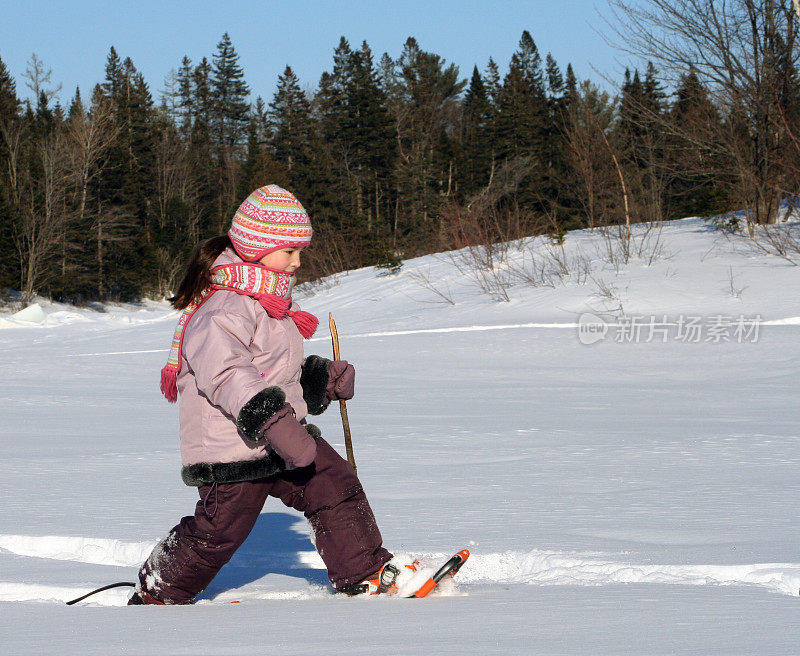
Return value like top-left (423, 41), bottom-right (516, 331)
top-left (229, 185), bottom-right (313, 261)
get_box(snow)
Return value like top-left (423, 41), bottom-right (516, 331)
top-left (2, 217), bottom-right (800, 654)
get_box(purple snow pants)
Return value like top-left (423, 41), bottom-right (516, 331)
top-left (137, 438), bottom-right (391, 604)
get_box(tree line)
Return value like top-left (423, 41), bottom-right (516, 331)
top-left (1, 4), bottom-right (798, 303)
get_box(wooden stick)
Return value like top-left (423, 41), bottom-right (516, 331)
top-left (329, 313), bottom-right (357, 474)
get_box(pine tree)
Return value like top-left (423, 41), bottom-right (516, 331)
top-left (484, 58), bottom-right (502, 109)
top-left (268, 66), bottom-right (315, 198)
top-left (393, 37), bottom-right (465, 235)
top-left (190, 58), bottom-right (213, 149)
top-left (666, 69), bottom-right (728, 217)
top-left (176, 56), bottom-right (194, 138)
top-left (206, 34), bottom-right (250, 230)
top-left (616, 62), bottom-right (669, 221)
top-left (0, 56), bottom-right (21, 291)
top-left (185, 57), bottom-right (216, 238)
top-left (493, 31), bottom-right (550, 212)
top-left (315, 38), bottom-right (353, 147)
top-left (495, 31), bottom-right (547, 161)
top-left (210, 33), bottom-right (250, 149)
top-left (458, 66), bottom-right (493, 195)
top-left (546, 54), bottom-right (563, 98)
top-left (0, 57), bottom-right (19, 121)
top-left (564, 64), bottom-right (578, 105)
top-left (101, 47), bottom-right (123, 102)
top-left (315, 39), bottom-right (395, 236)
top-left (93, 50), bottom-right (157, 300)
top-left (543, 53), bottom-right (578, 225)
top-left (238, 103), bottom-right (291, 201)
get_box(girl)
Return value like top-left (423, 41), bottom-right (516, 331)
top-left (130, 185), bottom-right (404, 604)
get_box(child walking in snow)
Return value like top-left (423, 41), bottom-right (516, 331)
top-left (130, 185), bottom-right (403, 604)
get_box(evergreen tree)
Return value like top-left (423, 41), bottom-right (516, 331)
top-left (493, 31), bottom-right (550, 213)
top-left (484, 58), bottom-right (502, 109)
top-left (67, 86), bottom-right (82, 119)
top-left (101, 47), bottom-right (123, 101)
top-left (2, 29), bottom-right (759, 304)
top-left (315, 38), bottom-right (353, 148)
top-left (315, 39), bottom-right (395, 236)
top-left (495, 31), bottom-right (547, 161)
top-left (206, 34), bottom-right (250, 230)
top-left (458, 66), bottom-right (493, 195)
top-left (543, 54), bottom-right (579, 225)
top-left (617, 62), bottom-right (669, 221)
top-left (376, 51), bottom-right (403, 106)
top-left (238, 103), bottom-right (291, 201)
top-left (176, 56), bottom-right (194, 138)
top-left (210, 33), bottom-right (250, 148)
top-left (558, 62), bottom-right (582, 221)
top-left (393, 37), bottom-right (465, 236)
top-left (182, 57), bottom-right (216, 238)
top-left (0, 56), bottom-right (21, 291)
top-left (190, 57), bottom-right (213, 150)
top-left (546, 53), bottom-right (563, 98)
top-left (268, 66), bottom-right (315, 198)
top-left (349, 42), bottom-right (396, 240)
top-left (93, 50), bottom-right (157, 300)
top-left (0, 57), bottom-right (20, 120)
top-left (564, 64), bottom-right (578, 105)
top-left (666, 69), bottom-right (728, 217)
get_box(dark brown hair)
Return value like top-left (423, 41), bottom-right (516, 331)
top-left (169, 235), bottom-right (234, 310)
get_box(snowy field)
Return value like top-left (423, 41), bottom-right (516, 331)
top-left (1, 218), bottom-right (799, 654)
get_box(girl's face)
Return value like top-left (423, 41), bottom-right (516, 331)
top-left (259, 247), bottom-right (303, 273)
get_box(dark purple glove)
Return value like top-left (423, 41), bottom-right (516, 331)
top-left (259, 404), bottom-right (317, 469)
top-left (325, 359), bottom-right (355, 403)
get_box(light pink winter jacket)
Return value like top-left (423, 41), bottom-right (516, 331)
top-left (177, 247), bottom-right (309, 474)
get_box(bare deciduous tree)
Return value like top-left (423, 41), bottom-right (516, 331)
top-left (22, 54), bottom-right (61, 111)
top-left (564, 81), bottom-right (623, 231)
top-left (64, 91), bottom-right (116, 233)
top-left (14, 129), bottom-right (70, 301)
top-left (608, 0), bottom-right (799, 230)
top-left (153, 113), bottom-right (202, 242)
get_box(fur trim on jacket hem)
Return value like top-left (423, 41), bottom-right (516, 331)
top-left (301, 355), bottom-right (331, 415)
top-left (181, 424), bottom-right (322, 486)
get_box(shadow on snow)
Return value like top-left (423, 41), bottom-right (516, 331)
top-left (198, 511), bottom-right (329, 600)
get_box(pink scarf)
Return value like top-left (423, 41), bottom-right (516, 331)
top-left (160, 262), bottom-right (318, 402)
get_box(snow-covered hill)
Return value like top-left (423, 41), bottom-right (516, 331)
top-left (1, 218), bottom-right (799, 655)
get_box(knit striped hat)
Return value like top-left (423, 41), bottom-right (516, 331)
top-left (229, 185), bottom-right (313, 261)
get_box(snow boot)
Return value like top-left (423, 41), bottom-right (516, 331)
top-left (127, 590), bottom-right (165, 605)
top-left (338, 555), bottom-right (421, 596)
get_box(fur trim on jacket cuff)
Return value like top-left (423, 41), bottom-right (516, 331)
top-left (301, 355), bottom-right (331, 415)
top-left (236, 386), bottom-right (287, 442)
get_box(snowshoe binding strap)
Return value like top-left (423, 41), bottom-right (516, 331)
top-left (338, 562), bottom-right (401, 596)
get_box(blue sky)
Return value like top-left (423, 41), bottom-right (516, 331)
top-left (0, 0), bottom-right (639, 106)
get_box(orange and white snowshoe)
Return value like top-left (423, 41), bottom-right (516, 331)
top-left (341, 549), bottom-right (470, 598)
top-left (341, 556), bottom-right (422, 596)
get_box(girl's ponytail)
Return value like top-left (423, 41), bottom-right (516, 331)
top-left (169, 235), bottom-right (233, 310)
